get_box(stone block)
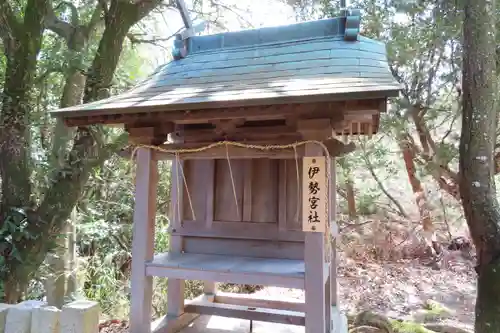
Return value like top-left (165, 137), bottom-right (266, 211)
top-left (31, 306), bottom-right (60, 333)
top-left (0, 304), bottom-right (14, 333)
top-left (5, 300), bottom-right (46, 333)
top-left (61, 300), bottom-right (99, 333)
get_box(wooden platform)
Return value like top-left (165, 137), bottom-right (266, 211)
top-left (151, 293), bottom-right (348, 333)
top-left (152, 309), bottom-right (348, 333)
top-left (147, 253), bottom-right (307, 289)
top-left (177, 315), bottom-right (306, 333)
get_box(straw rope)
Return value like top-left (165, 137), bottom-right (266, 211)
top-left (131, 140), bottom-right (334, 261)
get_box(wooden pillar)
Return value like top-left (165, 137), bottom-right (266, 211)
top-left (204, 159), bottom-right (216, 296)
top-left (130, 148), bottom-right (158, 333)
top-left (325, 156), bottom-right (338, 331)
top-left (304, 142), bottom-right (327, 333)
top-left (330, 158), bottom-right (338, 308)
top-left (325, 274), bottom-right (332, 331)
top-left (167, 155), bottom-right (186, 316)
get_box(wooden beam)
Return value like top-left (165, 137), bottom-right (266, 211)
top-left (182, 125), bottom-right (300, 143)
top-left (144, 138), bottom-right (356, 160)
top-left (211, 118), bottom-right (246, 136)
top-left (297, 118), bottom-right (333, 140)
top-left (184, 300), bottom-right (305, 326)
top-left (171, 220), bottom-right (305, 242)
top-left (118, 138), bottom-right (356, 160)
top-left (63, 103), bottom-right (305, 127)
top-left (214, 292), bottom-right (305, 313)
top-left (125, 123), bottom-right (174, 145)
top-left (62, 99), bottom-right (382, 128)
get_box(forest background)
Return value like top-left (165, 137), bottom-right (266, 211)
top-left (0, 0), bottom-right (496, 327)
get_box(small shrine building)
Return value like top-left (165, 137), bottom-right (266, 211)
top-left (50, 8), bottom-right (400, 333)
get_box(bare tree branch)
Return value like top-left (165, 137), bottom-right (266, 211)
top-left (35, 66), bottom-right (65, 84)
top-left (44, 0), bottom-right (76, 45)
top-left (134, 0), bottom-right (166, 21)
top-left (126, 26), bottom-right (182, 48)
top-left (358, 138), bottom-right (410, 218)
top-left (45, 0), bottom-right (103, 51)
top-left (209, 0), bottom-right (254, 28)
top-left (56, 1), bottom-right (80, 26)
top-left (85, 4), bottom-right (104, 36)
top-left (97, 0), bottom-right (110, 24)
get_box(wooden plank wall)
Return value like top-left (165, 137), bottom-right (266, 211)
top-left (182, 159), bottom-right (211, 221)
top-left (179, 158), bottom-right (308, 260)
top-left (284, 160), bottom-right (302, 230)
top-left (182, 159), bottom-right (288, 224)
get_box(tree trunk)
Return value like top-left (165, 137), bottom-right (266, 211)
top-left (65, 208), bottom-right (78, 298)
top-left (461, 0), bottom-right (500, 331)
top-left (0, 0), bottom-right (49, 302)
top-left (0, 0), bottom-right (161, 302)
top-left (0, 44), bottom-right (34, 215)
top-left (400, 140), bottom-right (440, 256)
top-left (45, 69), bottom-right (86, 308)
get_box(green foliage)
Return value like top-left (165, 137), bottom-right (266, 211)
top-left (0, 0), bottom-right (493, 318)
top-left (353, 310), bottom-right (393, 332)
top-left (0, 0), bottom-right (166, 304)
top-left (0, 209), bottom-right (43, 278)
top-left (390, 320), bottom-right (434, 333)
top-left (418, 300), bottom-right (453, 321)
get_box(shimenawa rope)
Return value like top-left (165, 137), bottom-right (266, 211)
top-left (130, 140), bottom-right (333, 261)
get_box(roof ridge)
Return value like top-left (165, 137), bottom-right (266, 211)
top-left (172, 10), bottom-right (362, 60)
top-left (185, 35), bottom-right (344, 56)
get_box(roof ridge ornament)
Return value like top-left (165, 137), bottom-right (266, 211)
top-left (342, 8), bottom-right (361, 41)
top-left (173, 0), bottom-right (192, 60)
top-left (172, 20), bottom-right (207, 60)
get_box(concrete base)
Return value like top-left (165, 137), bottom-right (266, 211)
top-left (0, 304), bottom-right (13, 333)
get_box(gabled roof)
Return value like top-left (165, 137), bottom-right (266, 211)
top-left (50, 10), bottom-right (401, 120)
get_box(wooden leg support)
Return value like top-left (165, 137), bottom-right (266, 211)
top-left (151, 312), bottom-right (200, 333)
top-left (130, 149), bottom-right (158, 333)
top-left (303, 142), bottom-right (327, 333)
top-left (305, 233), bottom-right (326, 333)
top-left (203, 281), bottom-right (216, 296)
top-left (153, 153), bottom-right (203, 333)
top-left (153, 234), bottom-right (200, 333)
top-left (152, 294), bottom-right (216, 333)
top-left (325, 271), bottom-right (332, 332)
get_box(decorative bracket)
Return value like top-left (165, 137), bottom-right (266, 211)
top-left (343, 8), bottom-right (361, 41)
top-left (172, 36), bottom-right (188, 60)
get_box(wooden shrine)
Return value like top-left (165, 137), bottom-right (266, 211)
top-left (50, 8), bottom-right (400, 333)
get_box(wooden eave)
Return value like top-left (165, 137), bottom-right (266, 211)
top-left (60, 90), bottom-right (395, 127)
top-left (50, 11), bottom-right (401, 139)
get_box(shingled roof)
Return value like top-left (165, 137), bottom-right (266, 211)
top-left (50, 10), bottom-right (401, 120)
